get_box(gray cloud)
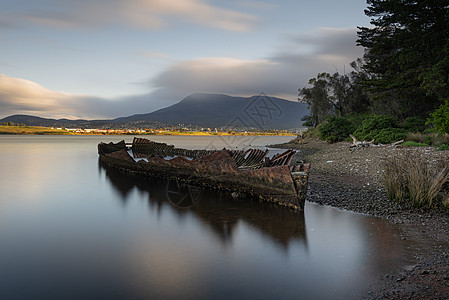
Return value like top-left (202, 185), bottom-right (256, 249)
top-left (150, 27), bottom-right (364, 101)
top-left (0, 73), bottom-right (166, 119)
top-left (0, 27), bottom-right (364, 119)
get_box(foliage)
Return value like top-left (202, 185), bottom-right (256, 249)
top-left (298, 73), bottom-right (333, 127)
top-left (424, 135), bottom-right (433, 146)
top-left (300, 114), bottom-right (314, 127)
top-left (372, 128), bottom-right (407, 144)
top-left (353, 115), bottom-right (401, 142)
top-left (428, 98), bottom-right (449, 134)
top-left (318, 116), bottom-right (355, 143)
top-left (357, 0), bottom-right (449, 118)
top-left (438, 144), bottom-right (449, 151)
top-left (401, 116), bottom-right (426, 133)
top-left (298, 63), bottom-right (371, 127)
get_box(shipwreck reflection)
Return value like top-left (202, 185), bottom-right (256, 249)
top-left (166, 181), bottom-right (203, 208)
top-left (100, 160), bottom-right (307, 248)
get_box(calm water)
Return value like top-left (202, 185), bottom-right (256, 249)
top-left (0, 135), bottom-right (416, 299)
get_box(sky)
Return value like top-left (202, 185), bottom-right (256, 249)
top-left (0, 0), bottom-right (371, 119)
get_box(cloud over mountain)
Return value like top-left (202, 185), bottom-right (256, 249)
top-left (150, 27), bottom-right (363, 101)
top-left (0, 27), bottom-right (363, 119)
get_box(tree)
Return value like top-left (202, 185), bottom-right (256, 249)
top-left (298, 73), bottom-right (333, 127)
top-left (357, 0), bottom-right (449, 119)
top-left (298, 63), bottom-right (371, 126)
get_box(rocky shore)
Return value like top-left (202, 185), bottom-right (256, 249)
top-left (273, 138), bottom-right (449, 299)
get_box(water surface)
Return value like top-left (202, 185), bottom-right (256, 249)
top-left (0, 135), bottom-right (417, 299)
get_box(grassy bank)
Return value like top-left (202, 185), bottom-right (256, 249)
top-left (0, 126), bottom-right (75, 135)
top-left (383, 152), bottom-right (449, 208)
top-left (0, 126), bottom-right (296, 136)
top-left (148, 131), bottom-right (295, 136)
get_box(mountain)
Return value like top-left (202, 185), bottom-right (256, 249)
top-left (1, 93), bottom-right (309, 130)
top-left (115, 93), bottom-right (308, 130)
top-left (0, 115), bottom-right (111, 128)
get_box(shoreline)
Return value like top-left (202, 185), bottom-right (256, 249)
top-left (273, 138), bottom-right (449, 299)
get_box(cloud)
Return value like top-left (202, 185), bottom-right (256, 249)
top-left (150, 27), bottom-right (364, 101)
top-left (2, 0), bottom-right (258, 31)
top-left (0, 27), bottom-right (364, 120)
top-left (0, 73), bottom-right (71, 115)
top-left (153, 57), bottom-right (276, 95)
top-left (0, 73), bottom-right (165, 119)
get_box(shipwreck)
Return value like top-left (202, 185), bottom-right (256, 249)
top-left (98, 137), bottom-right (310, 210)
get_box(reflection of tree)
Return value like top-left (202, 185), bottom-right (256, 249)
top-left (100, 160), bottom-right (307, 248)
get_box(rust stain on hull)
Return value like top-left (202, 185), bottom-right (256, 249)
top-left (98, 138), bottom-right (310, 210)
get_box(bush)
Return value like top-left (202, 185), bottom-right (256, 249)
top-left (438, 144), bottom-right (449, 151)
top-left (353, 115), bottom-right (405, 144)
top-left (401, 116), bottom-right (426, 132)
top-left (424, 135), bottom-right (433, 145)
top-left (428, 98), bottom-right (449, 134)
top-left (318, 116), bottom-right (355, 143)
top-left (345, 113), bottom-right (373, 128)
top-left (372, 128), bottom-right (407, 144)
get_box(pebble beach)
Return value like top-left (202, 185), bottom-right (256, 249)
top-left (273, 138), bottom-right (449, 299)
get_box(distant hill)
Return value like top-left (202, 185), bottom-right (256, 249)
top-left (0, 93), bottom-right (309, 130)
top-left (0, 115), bottom-right (111, 128)
top-left (114, 93), bottom-right (308, 130)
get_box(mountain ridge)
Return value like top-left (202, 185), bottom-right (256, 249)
top-left (1, 93), bottom-right (308, 130)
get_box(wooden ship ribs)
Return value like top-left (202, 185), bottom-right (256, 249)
top-left (98, 137), bottom-right (310, 210)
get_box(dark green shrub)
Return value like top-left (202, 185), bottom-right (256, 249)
top-left (438, 144), bottom-right (449, 151)
top-left (345, 113), bottom-right (373, 128)
top-left (428, 99), bottom-right (449, 134)
top-left (401, 116), bottom-right (426, 132)
top-left (424, 135), bottom-right (433, 145)
top-left (372, 128), bottom-right (407, 144)
top-left (353, 115), bottom-right (404, 143)
top-left (318, 116), bottom-right (355, 143)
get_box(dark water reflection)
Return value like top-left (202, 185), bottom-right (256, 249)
top-left (100, 162), bottom-right (307, 249)
top-left (0, 136), bottom-right (418, 300)
top-left (99, 161), bottom-right (410, 300)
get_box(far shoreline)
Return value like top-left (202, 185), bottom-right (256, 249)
top-left (0, 125), bottom-right (297, 136)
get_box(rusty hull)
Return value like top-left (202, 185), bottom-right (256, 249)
top-left (98, 139), bottom-right (310, 209)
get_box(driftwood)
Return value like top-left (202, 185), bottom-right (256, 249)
top-left (391, 139), bottom-right (404, 147)
top-left (349, 135), bottom-right (405, 149)
top-left (349, 134), bottom-right (374, 150)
